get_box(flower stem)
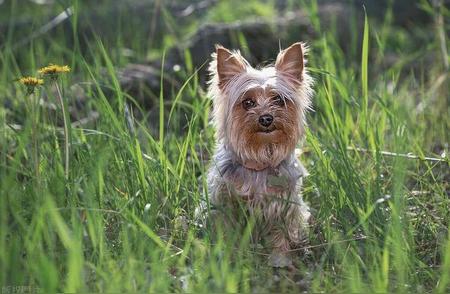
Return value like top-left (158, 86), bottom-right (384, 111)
top-left (31, 92), bottom-right (40, 182)
top-left (55, 81), bottom-right (70, 179)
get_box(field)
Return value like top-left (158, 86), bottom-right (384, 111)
top-left (1, 0), bottom-right (449, 292)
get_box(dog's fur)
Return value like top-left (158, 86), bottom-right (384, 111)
top-left (206, 42), bottom-right (313, 266)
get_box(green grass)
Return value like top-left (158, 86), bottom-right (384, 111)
top-left (1, 0), bottom-right (449, 292)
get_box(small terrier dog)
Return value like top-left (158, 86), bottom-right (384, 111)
top-left (206, 42), bottom-right (313, 267)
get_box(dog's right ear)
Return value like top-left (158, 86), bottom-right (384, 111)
top-left (215, 45), bottom-right (247, 89)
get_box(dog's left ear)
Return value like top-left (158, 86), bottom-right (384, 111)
top-left (275, 42), bottom-right (304, 84)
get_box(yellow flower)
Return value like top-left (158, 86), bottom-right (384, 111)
top-left (38, 64), bottom-right (71, 76)
top-left (19, 76), bottom-right (44, 87)
top-left (18, 76), bottom-right (44, 94)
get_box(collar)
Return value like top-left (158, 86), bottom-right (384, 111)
top-left (240, 159), bottom-right (270, 171)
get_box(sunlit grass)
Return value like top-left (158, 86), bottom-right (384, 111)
top-left (0, 0), bottom-right (448, 292)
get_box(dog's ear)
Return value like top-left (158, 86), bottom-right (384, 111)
top-left (215, 45), bottom-right (247, 88)
top-left (275, 42), bottom-right (304, 84)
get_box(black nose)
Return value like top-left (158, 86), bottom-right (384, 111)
top-left (259, 114), bottom-right (273, 127)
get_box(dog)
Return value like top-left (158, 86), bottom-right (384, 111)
top-left (206, 42), bottom-right (313, 267)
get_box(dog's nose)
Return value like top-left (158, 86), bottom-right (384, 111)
top-left (259, 114), bottom-right (273, 127)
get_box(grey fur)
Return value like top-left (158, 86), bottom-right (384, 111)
top-left (207, 143), bottom-right (310, 246)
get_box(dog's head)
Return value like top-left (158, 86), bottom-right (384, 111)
top-left (208, 42), bottom-right (313, 169)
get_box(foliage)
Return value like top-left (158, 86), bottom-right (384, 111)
top-left (0, 0), bottom-right (448, 292)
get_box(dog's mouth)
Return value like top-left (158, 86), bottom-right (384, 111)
top-left (258, 127), bottom-right (276, 134)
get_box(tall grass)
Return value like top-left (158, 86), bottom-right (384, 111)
top-left (0, 0), bottom-right (449, 292)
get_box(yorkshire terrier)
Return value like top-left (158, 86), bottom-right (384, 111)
top-left (206, 42), bottom-right (313, 267)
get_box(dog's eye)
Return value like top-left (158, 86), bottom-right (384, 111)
top-left (242, 98), bottom-right (256, 110)
top-left (273, 95), bottom-right (285, 106)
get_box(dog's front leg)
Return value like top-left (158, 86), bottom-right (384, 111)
top-left (267, 227), bottom-right (294, 267)
top-left (267, 197), bottom-right (310, 267)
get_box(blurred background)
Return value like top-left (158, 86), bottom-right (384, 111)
top-left (1, 0), bottom-right (448, 137)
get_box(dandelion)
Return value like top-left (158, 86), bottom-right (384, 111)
top-left (38, 63), bottom-right (71, 179)
top-left (38, 64), bottom-right (70, 76)
top-left (18, 77), bottom-right (44, 180)
top-left (19, 76), bottom-right (44, 86)
top-left (19, 76), bottom-right (44, 94)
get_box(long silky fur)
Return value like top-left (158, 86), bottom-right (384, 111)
top-left (206, 43), bottom-right (314, 252)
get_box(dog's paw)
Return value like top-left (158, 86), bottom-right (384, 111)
top-left (268, 251), bottom-right (293, 268)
